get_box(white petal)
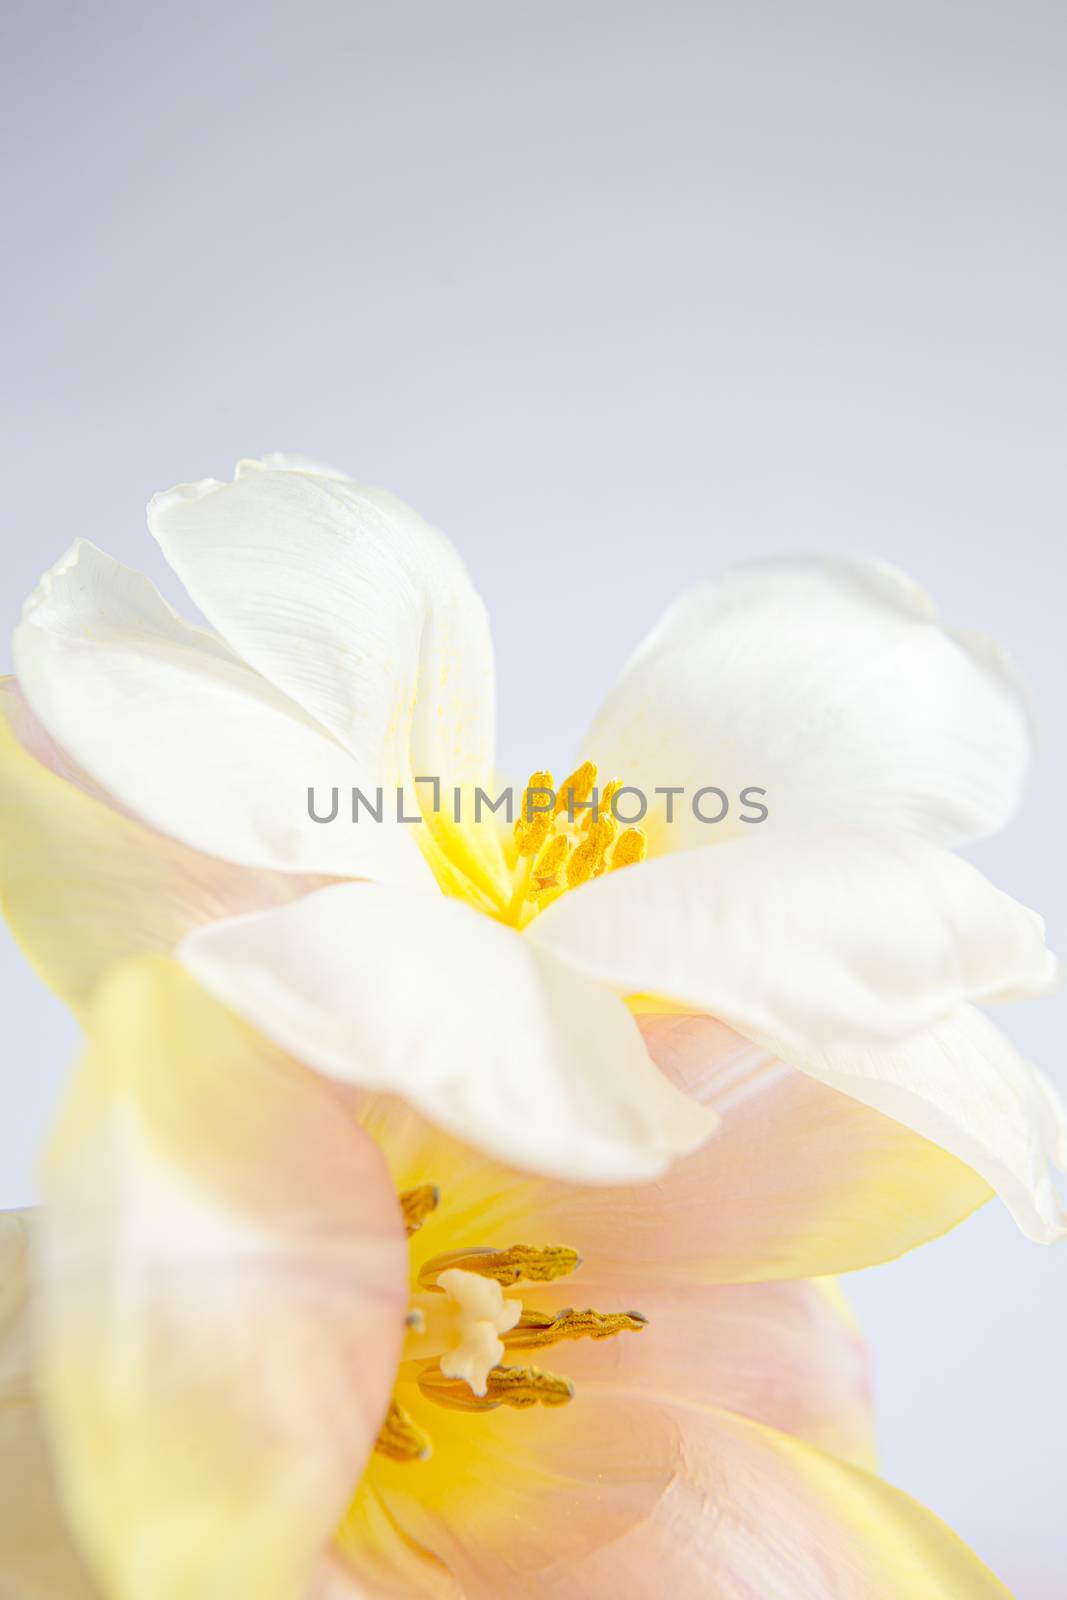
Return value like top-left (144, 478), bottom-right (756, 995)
top-left (585, 554), bottom-right (1034, 849)
top-left (13, 541), bottom-right (430, 885)
top-left (528, 827), bottom-right (1057, 1053)
top-left (779, 1006), bottom-right (1067, 1243)
top-left (251, 452), bottom-right (352, 479)
top-left (148, 457), bottom-right (496, 793)
top-left (179, 884), bottom-right (717, 1183)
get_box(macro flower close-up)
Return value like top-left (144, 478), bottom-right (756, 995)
top-left (1, 960), bottom-right (1019, 1599)
top-left (2, 454), bottom-right (1064, 1235)
top-left (5, 12), bottom-right (1067, 1594)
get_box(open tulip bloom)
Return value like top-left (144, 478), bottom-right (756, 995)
top-left (0, 961), bottom-right (1026, 1597)
top-left (2, 454), bottom-right (1064, 1228)
top-left (0, 454), bottom-right (1064, 1596)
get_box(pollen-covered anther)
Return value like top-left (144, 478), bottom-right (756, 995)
top-left (374, 1399), bottom-right (432, 1463)
top-left (418, 1363), bottom-right (575, 1413)
top-left (531, 833), bottom-right (571, 895)
top-left (554, 760), bottom-right (598, 817)
top-left (399, 1183), bottom-right (440, 1236)
top-left (504, 1306), bottom-right (648, 1350)
top-left (418, 1243), bottom-right (582, 1289)
top-left (609, 826), bottom-right (646, 871)
top-left (566, 816), bottom-right (616, 887)
top-left (583, 777), bottom-right (622, 830)
top-left (514, 770), bottom-right (556, 857)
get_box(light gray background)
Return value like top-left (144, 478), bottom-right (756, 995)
top-left (2, 3), bottom-right (1064, 1594)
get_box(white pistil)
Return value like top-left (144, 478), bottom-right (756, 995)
top-left (436, 1267), bottom-right (522, 1396)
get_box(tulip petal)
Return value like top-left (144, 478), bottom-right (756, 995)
top-left (12, 542), bottom-right (429, 884)
top-left (148, 456), bottom-right (496, 793)
top-left (319, 1489), bottom-right (465, 1599)
top-left (0, 679), bottom-right (314, 1016)
top-left (36, 959), bottom-right (409, 1600)
top-left (545, 1403), bottom-right (1012, 1599)
top-left (779, 1004), bottom-right (1067, 1243)
top-left (530, 828), bottom-right (1056, 1054)
top-left (367, 1378), bottom-right (676, 1593)
top-left (370, 1391), bottom-right (1008, 1599)
top-left (0, 1210), bottom-right (99, 1599)
top-left (179, 883), bottom-right (718, 1183)
top-left (525, 1276), bottom-right (877, 1470)
top-left (585, 554), bottom-right (1033, 849)
top-left (330, 1086), bottom-right (997, 1597)
top-left (532, 829), bottom-right (1061, 1236)
top-left (351, 1017), bottom-right (989, 1287)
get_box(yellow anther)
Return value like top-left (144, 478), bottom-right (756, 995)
top-left (531, 833), bottom-right (570, 894)
top-left (418, 1362), bottom-right (574, 1412)
top-left (484, 1366), bottom-right (575, 1408)
top-left (566, 815), bottom-right (616, 887)
top-left (583, 777), bottom-right (622, 829)
top-left (374, 1399), bottom-right (432, 1462)
top-left (554, 760), bottom-right (598, 817)
top-left (514, 770), bottom-right (556, 857)
top-left (399, 1184), bottom-right (440, 1236)
top-left (505, 1306), bottom-right (647, 1350)
top-left (505, 763), bottom-right (644, 924)
top-left (609, 827), bottom-right (647, 871)
top-left (419, 1243), bottom-right (582, 1289)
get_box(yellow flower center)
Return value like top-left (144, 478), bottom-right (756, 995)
top-left (416, 761), bottom-right (647, 930)
top-left (374, 1183), bottom-right (646, 1465)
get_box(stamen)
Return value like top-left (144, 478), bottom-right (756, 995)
top-left (399, 1184), bottom-right (440, 1236)
top-left (584, 777), bottom-right (622, 830)
top-left (609, 827), bottom-right (647, 871)
top-left (514, 770), bottom-right (556, 857)
top-left (374, 1399), bottom-right (432, 1463)
top-left (566, 816), bottom-right (616, 887)
top-left (531, 833), bottom-right (571, 895)
top-left (419, 1243), bottom-right (582, 1289)
top-left (554, 760), bottom-right (597, 817)
top-left (418, 1363), bottom-right (575, 1412)
top-left (504, 1306), bottom-right (647, 1350)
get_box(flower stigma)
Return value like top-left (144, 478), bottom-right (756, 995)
top-left (376, 1183), bottom-right (648, 1463)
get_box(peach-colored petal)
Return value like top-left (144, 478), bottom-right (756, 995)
top-left (371, 1392), bottom-right (1007, 1600)
top-left (0, 677), bottom-right (319, 1017)
top-left (355, 1015), bottom-right (990, 1287)
top-left (529, 1404), bottom-right (1010, 1598)
top-left (529, 1276), bottom-right (876, 1470)
top-left (368, 1380), bottom-right (675, 1595)
top-left (527, 1014), bottom-right (991, 1280)
top-left (0, 1209), bottom-right (99, 1600)
top-left (37, 959), bottom-right (409, 1600)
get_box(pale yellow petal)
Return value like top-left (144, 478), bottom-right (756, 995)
top-left (0, 677), bottom-right (314, 1018)
top-left (0, 1209), bottom-right (99, 1600)
top-left (37, 959), bottom-right (409, 1600)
